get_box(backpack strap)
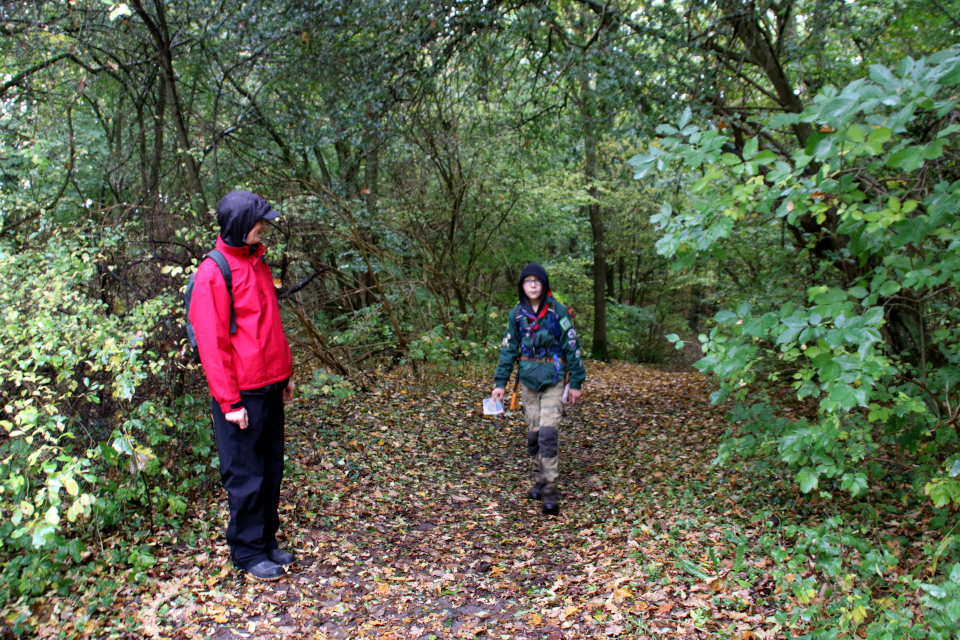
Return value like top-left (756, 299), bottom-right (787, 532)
top-left (205, 250), bottom-right (237, 334)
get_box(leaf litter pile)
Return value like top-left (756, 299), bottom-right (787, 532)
top-left (119, 360), bottom-right (812, 640)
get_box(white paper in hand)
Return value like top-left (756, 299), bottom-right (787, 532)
top-left (482, 397), bottom-right (504, 415)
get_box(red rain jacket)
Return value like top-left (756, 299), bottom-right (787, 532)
top-left (189, 236), bottom-right (293, 413)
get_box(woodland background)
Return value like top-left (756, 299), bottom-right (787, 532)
top-left (2, 0), bottom-right (960, 637)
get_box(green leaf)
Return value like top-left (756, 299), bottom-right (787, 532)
top-left (925, 478), bottom-right (960, 507)
top-left (112, 436), bottom-right (134, 456)
top-left (878, 281), bottom-right (901, 297)
top-left (867, 127), bottom-right (892, 146)
top-left (869, 64), bottom-right (895, 86)
top-left (862, 307), bottom-right (885, 325)
top-left (721, 153), bottom-right (741, 166)
top-left (887, 147), bottom-right (926, 172)
top-left (796, 467), bottom-right (819, 493)
top-left (814, 288), bottom-right (847, 305)
top-left (714, 310), bottom-right (737, 323)
top-left (841, 472), bottom-right (869, 497)
top-left (754, 150), bottom-right (777, 165)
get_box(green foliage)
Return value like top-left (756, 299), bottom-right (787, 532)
top-left (0, 228), bottom-right (158, 546)
top-left (646, 46), bottom-right (960, 638)
top-left (0, 224), bottom-right (218, 616)
top-left (302, 370), bottom-right (357, 400)
top-left (408, 321), bottom-right (492, 365)
top-left (607, 303), bottom-right (688, 363)
top-left (647, 46), bottom-right (960, 498)
top-left (920, 563), bottom-right (960, 639)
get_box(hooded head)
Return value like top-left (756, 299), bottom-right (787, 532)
top-left (518, 262), bottom-right (550, 314)
top-left (216, 190), bottom-right (280, 248)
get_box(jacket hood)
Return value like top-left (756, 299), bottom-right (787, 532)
top-left (216, 190), bottom-right (280, 248)
top-left (518, 262), bottom-right (550, 314)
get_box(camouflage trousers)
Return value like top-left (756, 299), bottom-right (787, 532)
top-left (521, 382), bottom-right (564, 490)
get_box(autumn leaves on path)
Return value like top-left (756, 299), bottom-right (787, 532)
top-left (163, 363), bottom-right (786, 639)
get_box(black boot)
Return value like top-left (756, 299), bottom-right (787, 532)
top-left (541, 486), bottom-right (560, 515)
top-left (528, 481), bottom-right (545, 501)
top-left (233, 558), bottom-right (286, 581)
top-left (267, 548), bottom-right (296, 565)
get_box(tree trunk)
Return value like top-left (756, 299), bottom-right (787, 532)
top-left (606, 260), bottom-right (615, 300)
top-left (364, 104), bottom-right (380, 213)
top-left (580, 67), bottom-right (608, 361)
top-left (148, 73), bottom-right (166, 197)
top-left (335, 139), bottom-right (360, 200)
top-left (723, 1), bottom-right (812, 148)
top-left (617, 256), bottom-right (625, 302)
top-left (131, 0), bottom-right (206, 213)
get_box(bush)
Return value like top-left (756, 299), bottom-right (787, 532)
top-left (0, 224), bottom-right (216, 614)
top-left (639, 47), bottom-right (960, 638)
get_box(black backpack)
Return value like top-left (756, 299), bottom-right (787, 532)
top-left (184, 250), bottom-right (237, 363)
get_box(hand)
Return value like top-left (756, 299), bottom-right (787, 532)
top-left (283, 379), bottom-right (295, 403)
top-left (567, 389), bottom-right (582, 406)
top-left (491, 387), bottom-right (505, 403)
top-left (225, 407), bottom-right (249, 430)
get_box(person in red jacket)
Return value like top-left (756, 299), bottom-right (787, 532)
top-left (189, 190), bottom-right (295, 581)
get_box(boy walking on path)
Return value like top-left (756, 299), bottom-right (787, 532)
top-left (189, 190), bottom-right (296, 580)
top-left (491, 263), bottom-right (586, 515)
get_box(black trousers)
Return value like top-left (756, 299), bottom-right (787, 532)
top-left (211, 382), bottom-right (286, 567)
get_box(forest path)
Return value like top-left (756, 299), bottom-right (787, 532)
top-left (164, 362), bottom-right (785, 639)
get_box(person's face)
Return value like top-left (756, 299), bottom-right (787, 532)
top-left (523, 276), bottom-right (543, 301)
top-left (244, 218), bottom-right (269, 245)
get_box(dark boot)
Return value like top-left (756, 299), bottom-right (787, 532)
top-left (233, 556), bottom-right (286, 581)
top-left (541, 484), bottom-right (559, 516)
top-left (528, 480), bottom-right (545, 501)
top-left (267, 548), bottom-right (296, 565)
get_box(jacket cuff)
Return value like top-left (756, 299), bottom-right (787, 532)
top-left (494, 379), bottom-right (509, 390)
top-left (568, 381), bottom-right (582, 391)
top-left (221, 399), bottom-right (244, 413)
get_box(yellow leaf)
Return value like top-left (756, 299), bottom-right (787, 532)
top-left (851, 605), bottom-right (867, 625)
top-left (377, 582), bottom-right (390, 596)
top-left (529, 614), bottom-right (542, 626)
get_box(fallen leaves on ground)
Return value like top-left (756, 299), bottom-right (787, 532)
top-left (24, 361), bottom-right (862, 638)
top-left (118, 361), bottom-right (793, 639)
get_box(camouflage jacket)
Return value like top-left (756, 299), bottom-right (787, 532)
top-left (494, 297), bottom-right (586, 391)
